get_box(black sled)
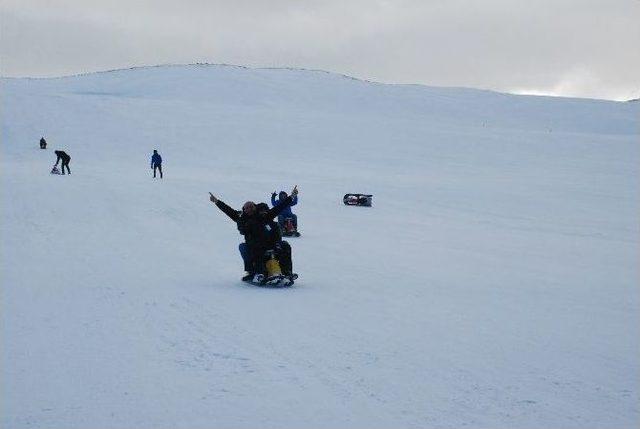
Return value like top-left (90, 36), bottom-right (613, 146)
top-left (343, 193), bottom-right (373, 207)
top-left (242, 249), bottom-right (298, 287)
top-left (243, 273), bottom-right (298, 288)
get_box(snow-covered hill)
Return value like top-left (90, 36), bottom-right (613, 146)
top-left (2, 64), bottom-right (639, 429)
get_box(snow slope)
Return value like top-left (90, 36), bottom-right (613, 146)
top-left (2, 64), bottom-right (639, 429)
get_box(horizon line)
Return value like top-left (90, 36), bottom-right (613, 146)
top-left (1, 62), bottom-right (635, 103)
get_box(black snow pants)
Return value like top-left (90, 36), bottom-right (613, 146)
top-left (61, 159), bottom-right (71, 174)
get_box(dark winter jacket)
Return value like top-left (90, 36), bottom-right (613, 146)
top-left (271, 193), bottom-right (297, 216)
top-left (215, 196), bottom-right (293, 247)
top-left (253, 203), bottom-right (283, 250)
top-left (54, 151), bottom-right (70, 164)
top-left (263, 218), bottom-right (282, 249)
top-left (238, 197), bottom-right (292, 245)
top-left (151, 153), bottom-right (162, 168)
top-left (215, 198), bottom-right (292, 273)
top-left (215, 199), bottom-right (242, 223)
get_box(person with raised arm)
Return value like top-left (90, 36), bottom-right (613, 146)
top-left (209, 186), bottom-right (299, 285)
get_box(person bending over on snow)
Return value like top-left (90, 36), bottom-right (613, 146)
top-left (40, 137), bottom-right (47, 149)
top-left (209, 186), bottom-right (298, 281)
top-left (54, 150), bottom-right (71, 174)
top-left (271, 190), bottom-right (298, 230)
top-left (150, 150), bottom-right (163, 178)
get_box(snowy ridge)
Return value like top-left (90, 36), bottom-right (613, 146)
top-left (1, 65), bottom-right (639, 429)
top-left (4, 63), bottom-right (637, 137)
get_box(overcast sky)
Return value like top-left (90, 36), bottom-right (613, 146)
top-left (1, 0), bottom-right (639, 100)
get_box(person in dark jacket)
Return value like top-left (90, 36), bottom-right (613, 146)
top-left (150, 150), bottom-right (162, 178)
top-left (54, 150), bottom-right (71, 174)
top-left (254, 202), bottom-right (293, 277)
top-left (212, 198), bottom-right (258, 278)
top-left (209, 186), bottom-right (298, 281)
top-left (271, 190), bottom-right (298, 229)
top-left (40, 137), bottom-right (47, 149)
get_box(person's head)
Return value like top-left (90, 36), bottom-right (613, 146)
top-left (256, 202), bottom-right (269, 216)
top-left (54, 150), bottom-right (60, 155)
top-left (279, 191), bottom-right (287, 200)
top-left (242, 201), bottom-right (256, 216)
top-left (153, 150), bottom-right (158, 154)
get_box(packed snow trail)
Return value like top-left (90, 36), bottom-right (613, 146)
top-left (2, 65), bottom-right (639, 429)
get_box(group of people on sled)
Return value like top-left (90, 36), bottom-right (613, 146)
top-left (209, 186), bottom-right (300, 286)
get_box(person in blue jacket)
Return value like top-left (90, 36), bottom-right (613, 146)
top-left (271, 190), bottom-right (298, 230)
top-left (150, 150), bottom-right (162, 178)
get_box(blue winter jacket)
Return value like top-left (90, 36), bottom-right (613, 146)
top-left (271, 194), bottom-right (297, 216)
top-left (151, 153), bottom-right (162, 168)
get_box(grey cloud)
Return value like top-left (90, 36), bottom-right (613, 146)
top-left (1, 0), bottom-right (638, 100)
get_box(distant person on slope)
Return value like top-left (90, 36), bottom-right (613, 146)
top-left (271, 190), bottom-right (298, 232)
top-left (39, 137), bottom-right (47, 149)
top-left (150, 150), bottom-right (163, 178)
top-left (53, 150), bottom-right (71, 175)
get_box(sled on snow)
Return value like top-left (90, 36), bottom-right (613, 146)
top-left (343, 193), bottom-right (373, 207)
top-left (242, 249), bottom-right (298, 287)
top-left (281, 216), bottom-right (301, 237)
top-left (242, 273), bottom-right (298, 288)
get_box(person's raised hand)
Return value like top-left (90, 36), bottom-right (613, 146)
top-left (209, 192), bottom-right (217, 204)
top-left (291, 185), bottom-right (298, 196)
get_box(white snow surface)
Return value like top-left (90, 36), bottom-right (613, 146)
top-left (1, 64), bottom-right (639, 429)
